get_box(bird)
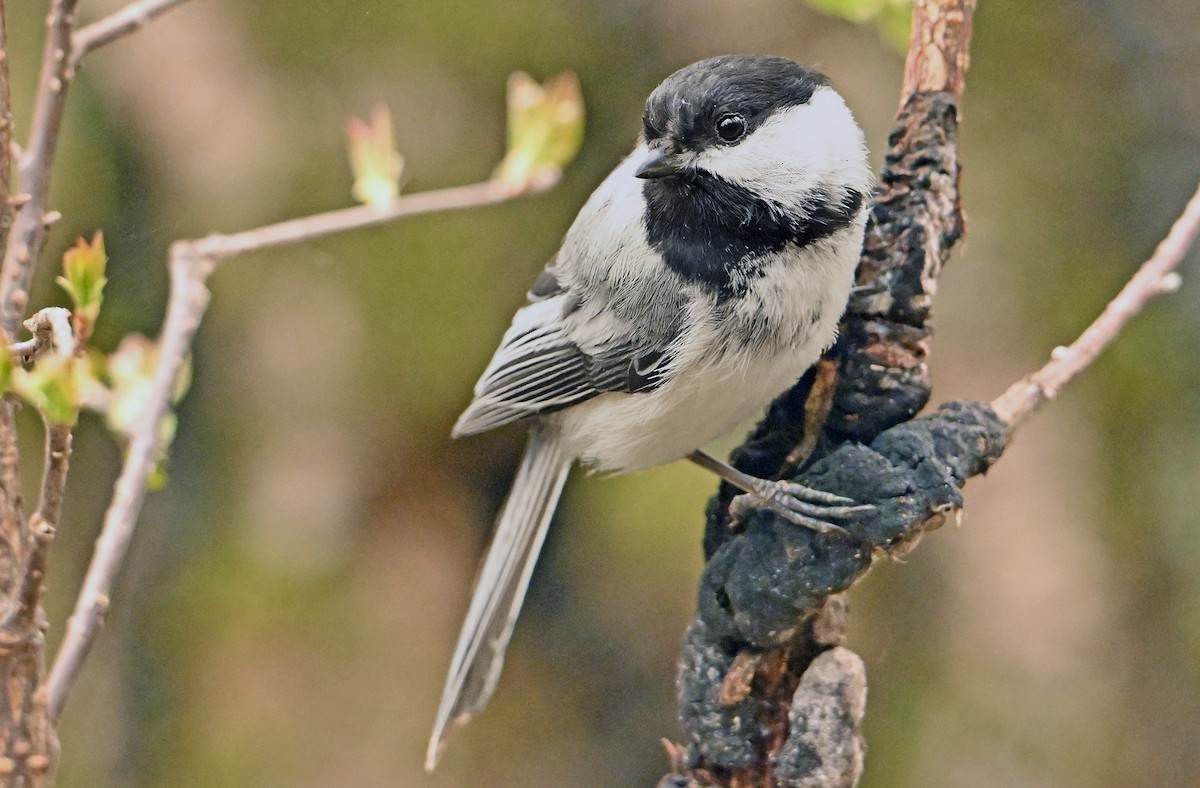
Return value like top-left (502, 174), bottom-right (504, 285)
top-left (426, 54), bottom-right (872, 771)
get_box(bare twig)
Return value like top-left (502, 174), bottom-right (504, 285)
top-left (992, 180), bottom-right (1200, 427)
top-left (0, 0), bottom-right (14, 256)
top-left (0, 0), bottom-right (191, 337)
top-left (0, 293), bottom-right (72, 783)
top-left (0, 0), bottom-right (19, 583)
top-left (43, 247), bottom-right (208, 723)
top-left (187, 177), bottom-right (553, 262)
top-left (10, 307), bottom-right (74, 363)
top-left (0, 0), bottom-right (81, 336)
top-left (70, 0), bottom-right (193, 69)
top-left (11, 424), bottom-right (72, 630)
top-left (44, 174), bottom-right (554, 720)
top-left (8, 338), bottom-right (39, 362)
top-left (5, 307), bottom-right (75, 628)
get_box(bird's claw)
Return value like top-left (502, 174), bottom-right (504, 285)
top-left (730, 478), bottom-right (872, 536)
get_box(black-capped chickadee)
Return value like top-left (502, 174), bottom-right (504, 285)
top-left (427, 54), bottom-right (872, 769)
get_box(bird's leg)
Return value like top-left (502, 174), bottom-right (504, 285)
top-left (687, 450), bottom-right (869, 535)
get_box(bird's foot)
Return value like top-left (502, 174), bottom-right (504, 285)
top-left (730, 478), bottom-right (870, 535)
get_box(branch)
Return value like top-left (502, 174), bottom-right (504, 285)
top-left (670, 6), bottom-right (1200, 786)
top-left (901, 0), bottom-right (974, 104)
top-left (9, 307), bottom-right (74, 363)
top-left (10, 423), bottom-right (72, 630)
top-left (0, 0), bottom-right (192, 337)
top-left (4, 306), bottom-right (76, 630)
top-left (185, 178), bottom-right (549, 262)
top-left (43, 245), bottom-right (205, 723)
top-left (672, 1), bottom-right (977, 784)
top-left (0, 0), bottom-right (80, 336)
top-left (69, 0), bottom-right (193, 70)
top-left (0, 308), bottom-right (74, 783)
top-left (0, 0), bottom-right (14, 256)
top-left (34, 428), bottom-right (72, 537)
top-left (991, 180), bottom-right (1200, 427)
top-left (43, 174), bottom-right (554, 721)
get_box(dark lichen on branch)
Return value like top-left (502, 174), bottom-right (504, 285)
top-left (678, 403), bottom-right (1005, 776)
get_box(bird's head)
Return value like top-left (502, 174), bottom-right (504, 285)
top-left (636, 55), bottom-right (871, 216)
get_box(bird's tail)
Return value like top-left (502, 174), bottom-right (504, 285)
top-left (426, 426), bottom-right (572, 771)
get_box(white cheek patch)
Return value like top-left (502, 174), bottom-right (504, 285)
top-left (692, 87), bottom-right (873, 207)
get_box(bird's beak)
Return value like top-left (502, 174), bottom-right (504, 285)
top-left (635, 148), bottom-right (685, 179)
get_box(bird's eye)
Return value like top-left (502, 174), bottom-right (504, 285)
top-left (716, 113), bottom-right (746, 143)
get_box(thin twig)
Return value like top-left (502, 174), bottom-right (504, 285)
top-left (0, 0), bottom-right (81, 336)
top-left (44, 248), bottom-right (209, 722)
top-left (10, 424), bottom-right (72, 630)
top-left (70, 0), bottom-right (193, 69)
top-left (44, 174), bottom-right (553, 720)
top-left (0, 0), bottom-right (15, 255)
top-left (9, 307), bottom-right (74, 363)
top-left (0, 0), bottom-right (191, 336)
top-left (189, 177), bottom-right (553, 262)
top-left (991, 180), bottom-right (1200, 427)
top-left (5, 309), bottom-right (75, 629)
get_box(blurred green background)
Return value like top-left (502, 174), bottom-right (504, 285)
top-left (4, 0), bottom-right (1199, 785)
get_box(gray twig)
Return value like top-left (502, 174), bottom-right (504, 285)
top-left (70, 0), bottom-right (193, 68)
top-left (43, 246), bottom-right (208, 722)
top-left (0, 0), bottom-right (192, 336)
top-left (0, 0), bottom-right (81, 336)
top-left (0, 0), bottom-right (14, 257)
top-left (10, 424), bottom-right (73, 631)
top-left (991, 181), bottom-right (1200, 427)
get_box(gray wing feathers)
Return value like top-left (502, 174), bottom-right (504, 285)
top-left (453, 295), bottom-right (675, 437)
top-left (426, 426), bottom-right (572, 771)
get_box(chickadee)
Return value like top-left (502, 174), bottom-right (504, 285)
top-left (427, 54), bottom-right (872, 770)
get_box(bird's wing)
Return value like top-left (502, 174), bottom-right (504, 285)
top-left (452, 262), bottom-right (677, 437)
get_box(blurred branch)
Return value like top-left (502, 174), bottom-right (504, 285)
top-left (991, 181), bottom-right (1200, 427)
top-left (44, 173), bottom-right (555, 722)
top-left (13, 424), bottom-right (72, 631)
top-left (0, 0), bottom-right (188, 337)
top-left (0, 4), bottom-right (82, 781)
top-left (0, 0), bottom-right (14, 257)
top-left (44, 245), bottom-right (207, 723)
top-left (70, 0), bottom-right (193, 68)
top-left (10, 307), bottom-right (75, 363)
top-left (0, 0), bottom-right (80, 336)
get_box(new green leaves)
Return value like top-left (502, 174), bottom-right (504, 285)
top-left (347, 105), bottom-right (404, 208)
top-left (57, 231), bottom-right (108, 345)
top-left (345, 72), bottom-right (585, 205)
top-left (494, 72), bottom-right (585, 191)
